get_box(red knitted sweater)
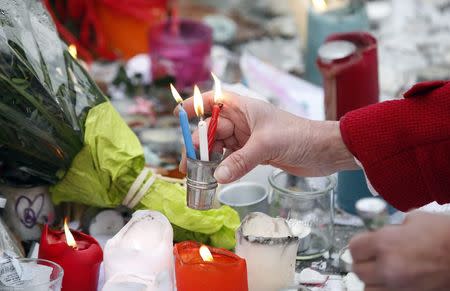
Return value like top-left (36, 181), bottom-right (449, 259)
top-left (340, 80), bottom-right (450, 211)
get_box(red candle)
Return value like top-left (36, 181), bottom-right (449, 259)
top-left (39, 219), bottom-right (103, 291)
top-left (174, 241), bottom-right (248, 291)
top-left (207, 73), bottom-right (223, 152)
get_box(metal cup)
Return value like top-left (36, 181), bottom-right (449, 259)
top-left (186, 153), bottom-right (222, 210)
top-left (218, 182), bottom-right (269, 219)
top-left (355, 197), bottom-right (389, 231)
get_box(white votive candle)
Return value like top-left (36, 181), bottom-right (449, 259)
top-left (235, 212), bottom-right (300, 291)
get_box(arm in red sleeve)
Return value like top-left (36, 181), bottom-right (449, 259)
top-left (339, 80), bottom-right (450, 212)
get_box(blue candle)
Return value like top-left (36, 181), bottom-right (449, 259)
top-left (178, 104), bottom-right (196, 160)
top-left (170, 84), bottom-right (196, 159)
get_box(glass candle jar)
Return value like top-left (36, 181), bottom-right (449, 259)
top-left (0, 258), bottom-right (63, 290)
top-left (149, 19), bottom-right (212, 91)
top-left (268, 170), bottom-right (336, 259)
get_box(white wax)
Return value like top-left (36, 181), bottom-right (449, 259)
top-left (356, 198), bottom-right (386, 213)
top-left (298, 268), bottom-right (328, 285)
top-left (344, 272), bottom-right (365, 291)
top-left (198, 119), bottom-right (209, 161)
top-left (242, 212), bottom-right (292, 238)
top-left (103, 210), bottom-right (175, 291)
top-left (286, 219), bottom-right (311, 238)
top-left (341, 248), bottom-right (353, 264)
top-left (236, 213), bottom-right (298, 291)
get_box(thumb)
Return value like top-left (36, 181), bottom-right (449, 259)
top-left (214, 139), bottom-right (265, 183)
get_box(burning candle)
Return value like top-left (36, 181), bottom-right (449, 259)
top-left (235, 212), bottom-right (299, 291)
top-left (207, 73), bottom-right (223, 152)
top-left (38, 218), bottom-right (103, 291)
top-left (304, 0), bottom-right (369, 85)
top-left (174, 241), bottom-right (248, 291)
top-left (171, 84), bottom-right (196, 160)
top-left (193, 86), bottom-right (209, 161)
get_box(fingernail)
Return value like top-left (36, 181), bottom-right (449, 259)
top-left (214, 165), bottom-right (231, 182)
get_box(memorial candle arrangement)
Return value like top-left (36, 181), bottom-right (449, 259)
top-left (38, 219), bottom-right (103, 291)
top-left (174, 241), bottom-right (248, 291)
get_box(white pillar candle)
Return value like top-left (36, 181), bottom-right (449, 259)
top-left (235, 212), bottom-right (300, 291)
top-left (103, 210), bottom-right (175, 291)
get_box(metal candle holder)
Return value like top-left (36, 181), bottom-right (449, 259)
top-left (339, 197), bottom-right (389, 272)
top-left (186, 152), bottom-right (222, 210)
top-left (355, 197), bottom-right (389, 231)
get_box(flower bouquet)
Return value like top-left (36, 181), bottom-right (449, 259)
top-left (0, 1), bottom-right (239, 249)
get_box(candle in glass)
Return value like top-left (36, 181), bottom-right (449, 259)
top-left (207, 73), bottom-right (223, 152)
top-left (171, 84), bottom-right (196, 159)
top-left (304, 0), bottom-right (369, 85)
top-left (149, 19), bottom-right (212, 90)
top-left (39, 219), bottom-right (103, 291)
top-left (193, 86), bottom-right (209, 161)
top-left (235, 212), bottom-right (299, 291)
top-left (174, 241), bottom-right (248, 291)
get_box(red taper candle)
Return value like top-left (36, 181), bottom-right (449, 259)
top-left (207, 73), bottom-right (223, 152)
top-left (208, 103), bottom-right (222, 152)
top-left (39, 220), bottom-right (103, 291)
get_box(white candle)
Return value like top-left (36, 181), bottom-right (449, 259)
top-left (198, 118), bottom-right (209, 161)
top-left (103, 210), bottom-right (175, 290)
top-left (193, 85), bottom-right (209, 161)
top-left (235, 212), bottom-right (300, 291)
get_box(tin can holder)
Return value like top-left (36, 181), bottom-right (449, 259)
top-left (186, 152), bottom-right (222, 210)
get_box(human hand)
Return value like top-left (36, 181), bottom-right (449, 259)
top-left (175, 91), bottom-right (356, 183)
top-left (349, 211), bottom-right (450, 291)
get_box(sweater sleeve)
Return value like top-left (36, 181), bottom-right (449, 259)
top-left (339, 80), bottom-right (450, 212)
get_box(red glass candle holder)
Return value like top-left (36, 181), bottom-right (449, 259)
top-left (174, 241), bottom-right (248, 291)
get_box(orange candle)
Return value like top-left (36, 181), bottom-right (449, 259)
top-left (174, 241), bottom-right (248, 291)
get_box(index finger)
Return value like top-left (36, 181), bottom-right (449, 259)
top-left (349, 232), bottom-right (378, 262)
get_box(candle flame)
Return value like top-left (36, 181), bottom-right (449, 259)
top-left (211, 72), bottom-right (223, 104)
top-left (170, 83), bottom-right (183, 104)
top-left (193, 85), bottom-right (204, 117)
top-left (64, 217), bottom-right (78, 249)
top-left (199, 245), bottom-right (214, 262)
top-left (68, 44), bottom-right (77, 59)
top-left (312, 0), bottom-right (328, 12)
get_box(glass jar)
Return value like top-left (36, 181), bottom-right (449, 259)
top-left (268, 170), bottom-right (336, 259)
top-left (0, 259), bottom-right (63, 290)
top-left (149, 19), bottom-right (212, 91)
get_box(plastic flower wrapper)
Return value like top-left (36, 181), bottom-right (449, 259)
top-left (0, 1), bottom-right (239, 249)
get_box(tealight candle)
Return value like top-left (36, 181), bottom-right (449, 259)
top-left (39, 219), bottom-right (103, 291)
top-left (235, 212), bottom-right (299, 291)
top-left (174, 241), bottom-right (248, 291)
